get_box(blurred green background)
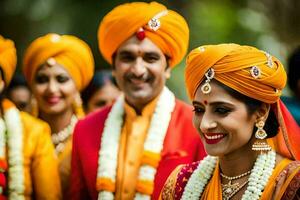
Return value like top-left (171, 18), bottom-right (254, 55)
top-left (1, 0), bottom-right (300, 101)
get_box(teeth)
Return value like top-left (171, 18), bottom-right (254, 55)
top-left (205, 134), bottom-right (224, 140)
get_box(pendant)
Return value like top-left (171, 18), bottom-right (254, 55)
top-left (222, 180), bottom-right (240, 200)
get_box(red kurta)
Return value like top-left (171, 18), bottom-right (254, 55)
top-left (70, 99), bottom-right (206, 200)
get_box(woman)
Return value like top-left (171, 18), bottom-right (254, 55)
top-left (0, 35), bottom-right (61, 199)
top-left (22, 33), bottom-right (94, 197)
top-left (160, 44), bottom-right (300, 200)
top-left (81, 70), bottom-right (120, 113)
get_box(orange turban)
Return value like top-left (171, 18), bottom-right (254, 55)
top-left (185, 44), bottom-right (286, 104)
top-left (0, 35), bottom-right (17, 85)
top-left (23, 33), bottom-right (94, 91)
top-left (98, 1), bottom-right (189, 68)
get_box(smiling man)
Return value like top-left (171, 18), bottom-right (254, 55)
top-left (70, 2), bottom-right (206, 200)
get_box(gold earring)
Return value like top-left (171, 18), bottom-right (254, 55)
top-left (73, 93), bottom-right (85, 118)
top-left (252, 120), bottom-right (271, 152)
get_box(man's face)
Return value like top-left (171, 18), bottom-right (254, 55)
top-left (113, 36), bottom-right (170, 111)
top-left (8, 86), bottom-right (32, 113)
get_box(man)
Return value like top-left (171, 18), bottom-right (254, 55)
top-left (70, 2), bottom-right (206, 199)
top-left (0, 35), bottom-right (61, 199)
top-left (7, 73), bottom-right (33, 114)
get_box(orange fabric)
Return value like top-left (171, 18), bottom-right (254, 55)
top-left (98, 1), bottom-right (189, 67)
top-left (0, 35), bottom-right (17, 85)
top-left (96, 178), bottom-right (115, 192)
top-left (115, 97), bottom-right (158, 200)
top-left (136, 180), bottom-right (154, 195)
top-left (200, 161), bottom-right (222, 200)
top-left (261, 158), bottom-right (291, 199)
top-left (141, 151), bottom-right (161, 168)
top-left (185, 44), bottom-right (286, 103)
top-left (185, 44), bottom-right (300, 160)
top-left (272, 100), bottom-right (300, 160)
top-left (23, 33), bottom-right (94, 91)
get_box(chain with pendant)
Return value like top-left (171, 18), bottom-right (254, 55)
top-left (221, 170), bottom-right (251, 200)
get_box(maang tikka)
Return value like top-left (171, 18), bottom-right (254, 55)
top-left (252, 120), bottom-right (272, 152)
top-left (201, 68), bottom-right (215, 94)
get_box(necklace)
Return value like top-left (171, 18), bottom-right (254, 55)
top-left (220, 170), bottom-right (251, 180)
top-left (97, 86), bottom-right (175, 199)
top-left (51, 115), bottom-right (77, 155)
top-left (221, 170), bottom-right (251, 198)
top-left (181, 150), bottom-right (276, 200)
top-left (223, 180), bottom-right (249, 200)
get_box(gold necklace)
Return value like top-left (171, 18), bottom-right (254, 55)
top-left (221, 170), bottom-right (251, 199)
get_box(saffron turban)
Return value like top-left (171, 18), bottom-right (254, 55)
top-left (185, 43), bottom-right (287, 104)
top-left (23, 33), bottom-right (94, 91)
top-left (0, 35), bottom-right (17, 85)
top-left (98, 1), bottom-right (189, 68)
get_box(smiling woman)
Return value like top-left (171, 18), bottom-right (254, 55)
top-left (160, 44), bottom-right (300, 200)
top-left (22, 33), bottom-right (94, 198)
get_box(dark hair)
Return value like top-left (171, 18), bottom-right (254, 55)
top-left (7, 73), bottom-right (29, 91)
top-left (214, 80), bottom-right (279, 138)
top-left (81, 70), bottom-right (116, 108)
top-left (287, 47), bottom-right (300, 93)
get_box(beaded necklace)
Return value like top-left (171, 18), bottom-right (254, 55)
top-left (181, 150), bottom-right (276, 200)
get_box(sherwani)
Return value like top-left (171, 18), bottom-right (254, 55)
top-left (70, 99), bottom-right (206, 200)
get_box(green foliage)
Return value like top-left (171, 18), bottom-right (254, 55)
top-left (0, 0), bottom-right (291, 100)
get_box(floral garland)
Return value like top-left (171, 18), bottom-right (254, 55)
top-left (97, 86), bottom-right (175, 199)
top-left (181, 150), bottom-right (276, 200)
top-left (0, 101), bottom-right (25, 199)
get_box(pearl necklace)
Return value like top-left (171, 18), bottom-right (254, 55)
top-left (220, 170), bottom-right (251, 181)
top-left (181, 150), bottom-right (276, 200)
top-left (51, 115), bottom-right (77, 155)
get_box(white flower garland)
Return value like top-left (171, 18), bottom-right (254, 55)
top-left (181, 150), bottom-right (276, 200)
top-left (3, 106), bottom-right (25, 200)
top-left (97, 86), bottom-right (175, 200)
top-left (0, 118), bottom-right (6, 161)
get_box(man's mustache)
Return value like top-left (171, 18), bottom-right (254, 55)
top-left (125, 73), bottom-right (151, 82)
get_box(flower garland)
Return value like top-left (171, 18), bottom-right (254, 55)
top-left (181, 150), bottom-right (276, 200)
top-left (97, 86), bottom-right (175, 199)
top-left (1, 101), bottom-right (25, 200)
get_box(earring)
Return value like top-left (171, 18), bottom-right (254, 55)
top-left (252, 120), bottom-right (272, 152)
top-left (73, 92), bottom-right (85, 118)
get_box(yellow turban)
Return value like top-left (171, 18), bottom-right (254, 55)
top-left (0, 35), bottom-right (17, 85)
top-left (23, 33), bottom-right (94, 91)
top-left (98, 1), bottom-right (189, 68)
top-left (185, 44), bottom-right (287, 103)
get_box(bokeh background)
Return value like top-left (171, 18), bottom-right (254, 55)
top-left (1, 0), bottom-right (299, 101)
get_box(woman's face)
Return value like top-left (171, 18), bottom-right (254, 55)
top-left (192, 81), bottom-right (258, 157)
top-left (31, 64), bottom-right (77, 115)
